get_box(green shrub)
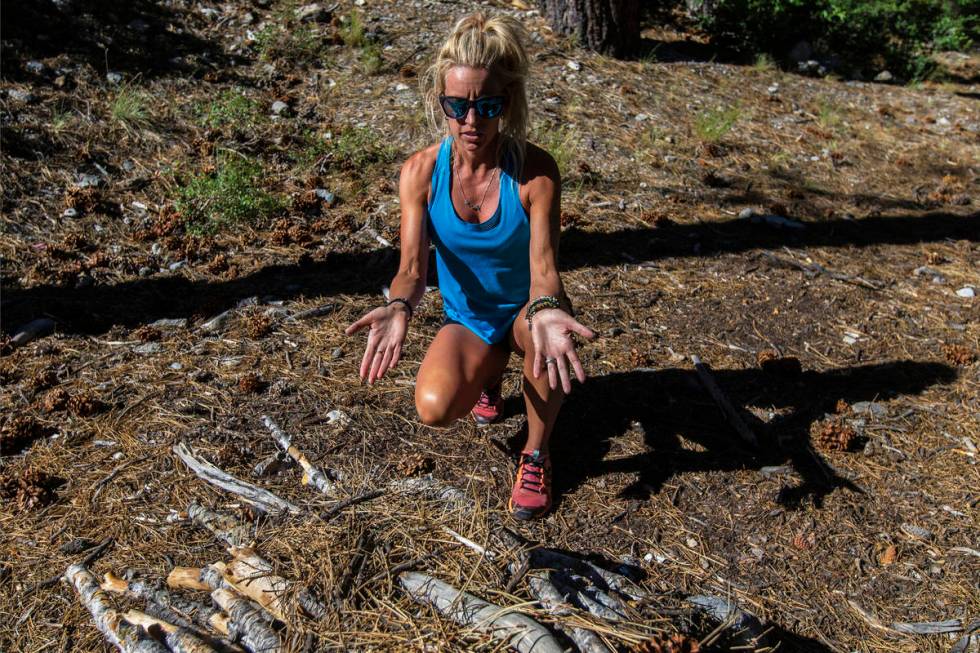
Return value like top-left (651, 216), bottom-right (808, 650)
top-left (254, 22), bottom-right (327, 65)
top-left (330, 126), bottom-right (398, 171)
top-left (693, 105), bottom-right (740, 142)
top-left (340, 11), bottom-right (367, 47)
top-left (111, 83), bottom-right (152, 130)
top-left (175, 152), bottom-right (284, 234)
top-left (196, 89), bottom-right (261, 130)
top-left (695, 0), bottom-right (978, 79)
top-left (532, 124), bottom-right (576, 180)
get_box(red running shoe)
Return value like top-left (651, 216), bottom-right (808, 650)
top-left (471, 378), bottom-right (503, 425)
top-left (509, 449), bottom-right (552, 520)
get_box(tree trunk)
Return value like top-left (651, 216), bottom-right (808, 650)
top-left (539, 0), bottom-right (640, 58)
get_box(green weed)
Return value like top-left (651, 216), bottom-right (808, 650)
top-left (330, 126), bottom-right (398, 171)
top-left (753, 52), bottom-right (777, 72)
top-left (111, 84), bottom-right (152, 130)
top-left (340, 11), bottom-right (367, 47)
top-left (533, 124), bottom-right (576, 180)
top-left (360, 43), bottom-right (383, 75)
top-left (175, 152), bottom-right (284, 234)
top-left (255, 22), bottom-right (327, 65)
top-left (196, 89), bottom-right (261, 130)
top-left (817, 100), bottom-right (842, 129)
top-left (693, 105), bottom-right (740, 143)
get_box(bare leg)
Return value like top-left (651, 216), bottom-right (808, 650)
top-left (415, 324), bottom-right (510, 427)
top-left (508, 305), bottom-right (564, 455)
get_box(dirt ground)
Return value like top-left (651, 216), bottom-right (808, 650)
top-left (1, 1), bottom-right (978, 652)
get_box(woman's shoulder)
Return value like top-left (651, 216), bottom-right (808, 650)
top-left (521, 141), bottom-right (560, 184)
top-left (400, 141), bottom-right (444, 200)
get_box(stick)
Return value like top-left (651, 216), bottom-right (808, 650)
top-left (11, 318), bottom-right (56, 348)
top-left (549, 570), bottom-right (626, 622)
top-left (321, 489), bottom-right (385, 521)
top-left (173, 442), bottom-right (300, 515)
top-left (188, 502), bottom-right (252, 547)
top-left (387, 477), bottom-right (473, 511)
top-left (442, 527), bottom-right (496, 561)
top-left (261, 416), bottom-right (337, 497)
top-left (289, 304), bottom-right (334, 321)
top-left (528, 575), bottom-right (615, 653)
top-left (226, 547), bottom-right (327, 621)
top-left (527, 548), bottom-right (648, 601)
top-left (399, 572), bottom-right (563, 653)
top-left (211, 588), bottom-right (283, 653)
top-left (103, 572), bottom-right (237, 645)
top-left (690, 356), bottom-right (759, 448)
top-left (66, 564), bottom-right (169, 653)
top-left (123, 610), bottom-right (218, 653)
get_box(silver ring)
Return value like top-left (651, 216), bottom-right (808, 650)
top-left (545, 357), bottom-right (557, 365)
top-left (374, 350), bottom-right (383, 356)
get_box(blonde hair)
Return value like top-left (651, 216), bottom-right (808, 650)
top-left (422, 13), bottom-right (530, 174)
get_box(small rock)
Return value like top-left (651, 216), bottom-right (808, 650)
top-left (106, 72), bottom-right (123, 84)
top-left (314, 188), bottom-right (336, 206)
top-left (843, 334), bottom-right (858, 345)
top-left (326, 409), bottom-right (350, 427)
top-left (271, 100), bottom-right (289, 116)
top-left (241, 12), bottom-right (256, 25)
top-left (122, 160), bottom-right (135, 172)
top-left (738, 207), bottom-right (755, 220)
top-left (7, 89), bottom-right (35, 103)
top-left (168, 260), bottom-right (187, 271)
top-left (199, 7), bottom-right (220, 19)
top-left (937, 117), bottom-right (950, 126)
top-left (395, 82), bottom-right (410, 92)
top-left (76, 173), bottom-right (101, 188)
top-left (25, 60), bottom-right (45, 74)
top-left (62, 208), bottom-right (78, 219)
top-left (169, 362), bottom-right (183, 370)
top-left (567, 60), bottom-right (581, 72)
top-left (150, 243), bottom-right (162, 256)
top-left (138, 266), bottom-right (153, 277)
top-left (634, 113), bottom-right (649, 122)
top-left (295, 3), bottom-right (330, 22)
top-left (956, 286), bottom-right (975, 298)
top-left (331, 346), bottom-right (343, 359)
top-left (767, 83), bottom-right (779, 95)
top-left (134, 342), bottom-right (162, 354)
top-left (875, 70), bottom-right (893, 83)
top-left (851, 401), bottom-right (887, 418)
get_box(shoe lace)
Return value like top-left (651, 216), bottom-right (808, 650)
top-left (476, 383), bottom-right (501, 409)
top-left (517, 452), bottom-right (548, 493)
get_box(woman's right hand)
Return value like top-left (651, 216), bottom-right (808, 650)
top-left (344, 304), bottom-right (410, 384)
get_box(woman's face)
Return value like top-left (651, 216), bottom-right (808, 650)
top-left (442, 65), bottom-right (505, 156)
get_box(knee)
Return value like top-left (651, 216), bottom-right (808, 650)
top-left (415, 388), bottom-right (456, 427)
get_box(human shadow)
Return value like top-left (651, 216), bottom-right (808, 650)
top-left (2, 209), bottom-right (976, 336)
top-left (524, 361), bottom-right (956, 509)
top-left (1, 0), bottom-right (234, 82)
top-left (559, 209), bottom-right (978, 269)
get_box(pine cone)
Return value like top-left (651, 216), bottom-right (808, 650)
top-left (41, 387), bottom-right (70, 412)
top-left (133, 325), bottom-right (162, 343)
top-left (64, 186), bottom-right (100, 213)
top-left (292, 190), bottom-right (319, 213)
top-left (630, 634), bottom-right (700, 653)
top-left (67, 393), bottom-right (105, 417)
top-left (812, 417), bottom-right (857, 452)
top-left (1, 416), bottom-right (47, 451)
top-left (27, 368), bottom-right (59, 393)
top-left (238, 373), bottom-right (264, 394)
top-left (943, 344), bottom-right (976, 366)
top-left (397, 453), bottom-right (434, 477)
top-left (243, 314), bottom-right (273, 339)
top-left (834, 399), bottom-right (849, 414)
top-left (150, 211), bottom-right (185, 239)
top-left (14, 468), bottom-right (60, 510)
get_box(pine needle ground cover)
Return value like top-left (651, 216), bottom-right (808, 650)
top-left (1, 1), bottom-right (978, 651)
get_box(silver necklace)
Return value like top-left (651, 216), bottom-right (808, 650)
top-left (452, 143), bottom-right (498, 214)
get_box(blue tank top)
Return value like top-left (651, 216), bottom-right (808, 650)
top-left (427, 136), bottom-right (530, 344)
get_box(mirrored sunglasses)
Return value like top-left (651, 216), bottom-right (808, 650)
top-left (438, 95), bottom-right (506, 120)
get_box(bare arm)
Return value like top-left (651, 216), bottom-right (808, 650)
top-left (523, 145), bottom-right (595, 392)
top-left (345, 146), bottom-right (436, 383)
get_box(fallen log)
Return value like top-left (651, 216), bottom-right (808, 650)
top-left (11, 318), bottom-right (56, 348)
top-left (168, 566), bottom-right (277, 630)
top-left (690, 356), bottom-right (758, 448)
top-left (528, 575), bottom-right (614, 653)
top-left (262, 416), bottom-right (338, 497)
top-left (211, 588), bottom-right (283, 653)
top-left (398, 571), bottom-right (563, 653)
top-left (687, 595), bottom-right (766, 647)
top-left (188, 502), bottom-right (252, 547)
top-left (527, 548), bottom-right (648, 602)
top-left (549, 570), bottom-right (626, 623)
top-left (123, 610), bottom-right (217, 653)
top-left (65, 563), bottom-right (168, 653)
top-left (173, 442), bottom-right (301, 515)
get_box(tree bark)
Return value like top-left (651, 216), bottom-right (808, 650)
top-left (539, 0), bottom-right (640, 58)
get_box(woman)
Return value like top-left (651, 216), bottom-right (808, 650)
top-left (346, 12), bottom-right (594, 520)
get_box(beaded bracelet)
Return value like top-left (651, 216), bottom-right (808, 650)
top-left (386, 297), bottom-right (413, 320)
top-left (526, 295), bottom-right (561, 325)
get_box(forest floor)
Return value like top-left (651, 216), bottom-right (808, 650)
top-left (1, 1), bottom-right (978, 652)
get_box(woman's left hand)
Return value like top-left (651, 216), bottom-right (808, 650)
top-left (530, 308), bottom-right (595, 393)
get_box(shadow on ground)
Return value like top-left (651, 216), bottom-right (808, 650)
top-left (1, 0), bottom-right (235, 81)
top-left (507, 361), bottom-right (956, 509)
top-left (2, 210), bottom-right (976, 337)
